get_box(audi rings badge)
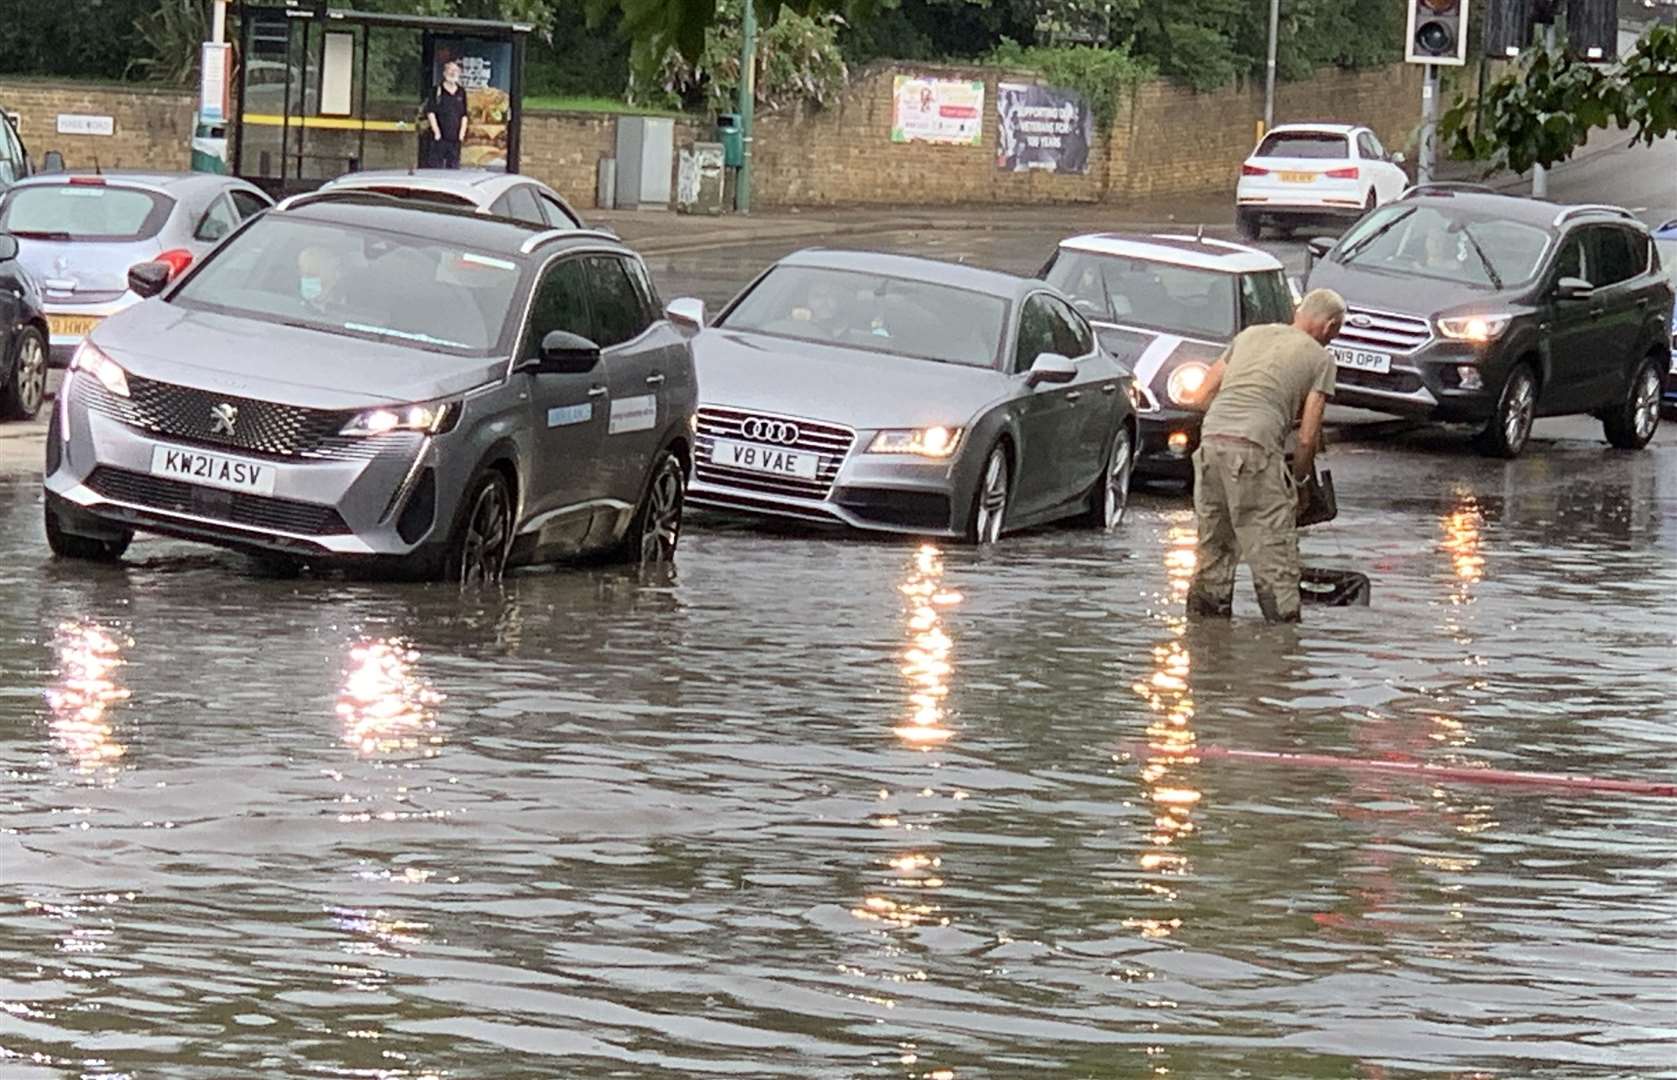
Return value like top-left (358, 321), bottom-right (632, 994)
top-left (741, 417), bottom-right (801, 445)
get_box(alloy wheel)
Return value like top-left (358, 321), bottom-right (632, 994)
top-left (639, 461), bottom-right (684, 565)
top-left (1105, 428), bottom-right (1134, 530)
top-left (974, 448), bottom-right (1008, 544)
top-left (1633, 366), bottom-right (1661, 442)
top-left (458, 482), bottom-right (510, 585)
top-left (1503, 373), bottom-right (1535, 453)
top-left (17, 334), bottom-right (45, 417)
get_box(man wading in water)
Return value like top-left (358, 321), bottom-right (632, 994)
top-left (1186, 288), bottom-right (1346, 623)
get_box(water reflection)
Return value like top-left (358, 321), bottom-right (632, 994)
top-left (1441, 493), bottom-right (1486, 594)
top-left (44, 622), bottom-right (131, 774)
top-left (1128, 523), bottom-right (1201, 940)
top-left (894, 545), bottom-right (959, 747)
top-left (336, 639), bottom-right (444, 757)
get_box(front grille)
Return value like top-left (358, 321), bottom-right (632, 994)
top-left (1336, 367), bottom-right (1426, 395)
top-left (1333, 306), bottom-right (1432, 354)
top-left (693, 406), bottom-right (854, 501)
top-left (73, 372), bottom-right (413, 461)
top-left (86, 467), bottom-right (351, 536)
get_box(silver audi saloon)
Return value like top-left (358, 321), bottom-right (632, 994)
top-left (43, 192), bottom-right (701, 580)
top-left (690, 250), bottom-right (1139, 542)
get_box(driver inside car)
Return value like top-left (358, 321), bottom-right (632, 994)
top-left (790, 280), bottom-right (850, 340)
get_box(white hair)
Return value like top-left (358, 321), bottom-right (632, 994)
top-left (1297, 288), bottom-right (1347, 325)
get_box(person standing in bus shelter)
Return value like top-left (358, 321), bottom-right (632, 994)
top-left (425, 61), bottom-right (469, 169)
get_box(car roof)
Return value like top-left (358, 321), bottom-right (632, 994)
top-left (1263, 123), bottom-right (1359, 136)
top-left (277, 198), bottom-right (617, 258)
top-left (1058, 232), bottom-right (1283, 274)
top-left (10, 171), bottom-right (250, 197)
top-left (326, 169), bottom-right (522, 195)
top-left (1399, 189), bottom-right (1645, 230)
top-left (778, 248), bottom-right (1033, 299)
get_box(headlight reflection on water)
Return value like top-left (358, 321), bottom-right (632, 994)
top-left (336, 639), bottom-right (444, 757)
top-left (894, 545), bottom-right (961, 748)
top-left (45, 622), bottom-right (131, 773)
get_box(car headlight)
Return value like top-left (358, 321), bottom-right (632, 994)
top-left (1437, 314), bottom-right (1512, 343)
top-left (867, 426), bottom-right (962, 458)
top-left (70, 341), bottom-right (129, 399)
top-left (1166, 362), bottom-right (1211, 406)
top-left (340, 400), bottom-right (458, 437)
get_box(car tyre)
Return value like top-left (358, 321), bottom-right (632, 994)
top-left (965, 443), bottom-right (1010, 545)
top-left (1476, 364), bottom-right (1537, 459)
top-left (443, 471), bottom-right (513, 585)
top-left (2, 326), bottom-right (48, 421)
top-left (1236, 209), bottom-right (1261, 242)
top-left (1082, 423), bottom-right (1134, 530)
top-left (613, 450), bottom-right (685, 567)
top-left (44, 502), bottom-right (131, 562)
top-left (1601, 357), bottom-right (1664, 450)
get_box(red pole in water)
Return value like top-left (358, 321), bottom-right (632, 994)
top-left (1134, 745), bottom-right (1677, 799)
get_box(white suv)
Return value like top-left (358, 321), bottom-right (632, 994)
top-left (1235, 123), bottom-right (1408, 240)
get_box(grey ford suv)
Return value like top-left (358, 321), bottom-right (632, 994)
top-left (43, 193), bottom-right (701, 580)
top-left (1306, 189), bottom-right (1673, 457)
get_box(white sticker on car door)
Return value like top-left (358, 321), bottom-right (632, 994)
top-left (608, 394), bottom-right (657, 434)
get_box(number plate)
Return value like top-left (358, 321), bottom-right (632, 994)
top-left (149, 445), bottom-right (276, 495)
top-left (710, 438), bottom-right (819, 480)
top-left (47, 314), bottom-right (102, 339)
top-left (1330, 346), bottom-right (1392, 374)
top-left (1278, 170), bottom-right (1317, 184)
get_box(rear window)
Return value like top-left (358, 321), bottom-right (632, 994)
top-left (0, 183), bottom-right (173, 242)
top-left (355, 185), bottom-right (476, 209)
top-left (1255, 132), bottom-right (1349, 160)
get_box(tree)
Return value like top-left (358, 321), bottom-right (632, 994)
top-left (1441, 23), bottom-right (1677, 175)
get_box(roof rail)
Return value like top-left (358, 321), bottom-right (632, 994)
top-left (1552, 203), bottom-right (1638, 227)
top-left (517, 227), bottom-right (621, 255)
top-left (274, 188), bottom-right (404, 213)
top-left (1660, 218), bottom-right (1677, 232)
top-left (1399, 181), bottom-right (1496, 199)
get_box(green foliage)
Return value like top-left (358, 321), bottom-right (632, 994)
top-left (0, 0), bottom-right (156, 82)
top-left (1441, 25), bottom-right (1677, 175)
top-left (128, 1), bottom-right (212, 85)
top-left (985, 39), bottom-right (1152, 129)
top-left (652, 2), bottom-right (849, 113)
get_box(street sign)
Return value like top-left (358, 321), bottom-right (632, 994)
top-left (200, 42), bottom-right (231, 123)
top-left (56, 115), bottom-right (114, 136)
top-left (1406, 0), bottom-right (1472, 66)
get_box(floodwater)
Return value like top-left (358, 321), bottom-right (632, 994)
top-left (3, 433), bottom-right (1676, 1079)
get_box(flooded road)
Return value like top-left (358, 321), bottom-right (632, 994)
top-left (4, 427), bottom-right (1677, 1077)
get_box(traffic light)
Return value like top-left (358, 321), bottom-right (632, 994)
top-left (1406, 0), bottom-right (1472, 66)
top-left (1567, 0), bottom-right (1617, 62)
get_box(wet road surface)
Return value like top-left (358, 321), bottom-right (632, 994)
top-left (5, 223), bottom-right (1677, 1077)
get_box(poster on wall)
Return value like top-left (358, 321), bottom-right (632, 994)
top-left (431, 37), bottom-right (514, 170)
top-left (891, 76), bottom-right (985, 146)
top-left (996, 82), bottom-right (1092, 174)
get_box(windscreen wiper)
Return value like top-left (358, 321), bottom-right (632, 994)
top-left (1339, 207), bottom-right (1415, 266)
top-left (1458, 225), bottom-right (1504, 290)
top-left (9, 229), bottom-right (73, 241)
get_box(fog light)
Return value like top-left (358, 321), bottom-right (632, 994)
top-left (1168, 431), bottom-right (1190, 453)
top-left (1457, 366), bottom-right (1483, 391)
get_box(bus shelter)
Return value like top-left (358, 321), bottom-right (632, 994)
top-left (232, 2), bottom-right (530, 196)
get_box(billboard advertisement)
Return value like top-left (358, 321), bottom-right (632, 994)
top-left (996, 82), bottom-right (1092, 174)
top-left (891, 76), bottom-right (985, 146)
top-left (430, 37), bottom-right (514, 170)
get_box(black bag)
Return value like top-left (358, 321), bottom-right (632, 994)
top-left (1300, 567), bottom-right (1372, 606)
top-left (1296, 467), bottom-right (1337, 528)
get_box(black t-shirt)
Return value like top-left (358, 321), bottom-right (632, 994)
top-left (428, 84), bottom-right (467, 144)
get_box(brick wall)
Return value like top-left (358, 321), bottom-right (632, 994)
top-left (1, 66), bottom-right (1423, 210)
top-left (0, 80), bottom-right (195, 171)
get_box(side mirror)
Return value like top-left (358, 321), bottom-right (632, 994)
top-left (127, 260), bottom-right (172, 299)
top-left (665, 296), bottom-right (705, 331)
top-left (1025, 352), bottom-right (1078, 388)
top-left (1554, 276), bottom-right (1593, 300)
top-left (532, 329), bottom-right (601, 374)
top-left (0, 235), bottom-right (17, 262)
top-left (1306, 237), bottom-right (1334, 259)
top-left (42, 150), bottom-right (65, 173)
top-left (1391, 152), bottom-right (1406, 165)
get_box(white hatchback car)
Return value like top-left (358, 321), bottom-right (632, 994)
top-left (1235, 123), bottom-right (1408, 240)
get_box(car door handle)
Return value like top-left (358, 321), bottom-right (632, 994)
top-left (1589, 307), bottom-right (1605, 318)
top-left (1065, 391), bottom-right (1082, 402)
top-left (645, 373), bottom-right (666, 386)
top-left (588, 385), bottom-right (608, 397)
top-left (1101, 383), bottom-right (1118, 394)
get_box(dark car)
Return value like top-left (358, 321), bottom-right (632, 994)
top-left (1307, 190), bottom-right (1673, 456)
top-left (1041, 232), bottom-right (1294, 480)
top-left (0, 233), bottom-right (50, 420)
top-left (0, 105), bottom-right (34, 194)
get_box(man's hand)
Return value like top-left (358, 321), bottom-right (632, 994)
top-left (429, 116), bottom-right (442, 140)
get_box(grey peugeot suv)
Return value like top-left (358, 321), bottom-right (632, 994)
top-left (1306, 188), bottom-right (1673, 457)
top-left (43, 192), bottom-right (701, 580)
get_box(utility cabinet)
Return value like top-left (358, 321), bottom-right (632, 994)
top-left (614, 116), bottom-right (675, 210)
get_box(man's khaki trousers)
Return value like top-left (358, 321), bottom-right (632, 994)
top-left (1186, 437), bottom-right (1301, 622)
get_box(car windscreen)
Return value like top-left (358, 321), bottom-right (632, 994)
top-left (1255, 132), bottom-right (1348, 159)
top-left (718, 265), bottom-right (1008, 368)
top-left (0, 183), bottom-right (173, 242)
top-left (1046, 250), bottom-right (1236, 340)
top-left (1335, 204), bottom-right (1550, 289)
top-left (171, 216), bottom-right (522, 356)
top-left (350, 185), bottom-right (477, 209)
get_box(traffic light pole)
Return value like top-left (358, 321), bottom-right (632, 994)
top-left (1263, 0), bottom-right (1279, 131)
top-left (1532, 22), bottom-right (1555, 198)
top-left (1419, 63), bottom-right (1438, 184)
